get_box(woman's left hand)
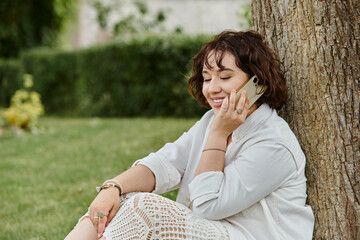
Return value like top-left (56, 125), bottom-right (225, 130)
top-left (210, 89), bottom-right (249, 138)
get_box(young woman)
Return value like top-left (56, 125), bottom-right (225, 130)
top-left (66, 30), bottom-right (314, 240)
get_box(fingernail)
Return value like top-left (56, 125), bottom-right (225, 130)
top-left (98, 233), bottom-right (102, 238)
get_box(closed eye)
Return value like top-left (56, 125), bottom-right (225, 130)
top-left (220, 77), bottom-right (231, 80)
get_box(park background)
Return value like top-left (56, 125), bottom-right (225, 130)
top-left (0, 0), bottom-right (250, 239)
top-left (0, 0), bottom-right (359, 239)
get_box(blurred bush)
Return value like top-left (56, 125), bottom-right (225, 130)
top-left (1, 34), bottom-right (210, 117)
top-left (0, 0), bottom-right (76, 58)
top-left (0, 59), bottom-right (22, 108)
top-left (21, 49), bottom-right (79, 115)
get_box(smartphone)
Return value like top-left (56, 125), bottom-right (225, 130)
top-left (235, 75), bottom-right (268, 108)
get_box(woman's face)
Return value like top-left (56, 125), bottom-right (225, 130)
top-left (202, 52), bottom-right (249, 115)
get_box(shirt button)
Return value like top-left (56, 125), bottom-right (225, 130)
top-left (186, 197), bottom-right (190, 202)
top-left (236, 136), bottom-right (241, 141)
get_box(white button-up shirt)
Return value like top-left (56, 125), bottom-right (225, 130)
top-left (134, 104), bottom-right (314, 239)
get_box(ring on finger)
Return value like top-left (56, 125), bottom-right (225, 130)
top-left (220, 108), bottom-right (228, 112)
top-left (237, 109), bottom-right (242, 114)
top-left (99, 212), bottom-right (108, 218)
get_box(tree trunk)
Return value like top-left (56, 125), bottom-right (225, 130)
top-left (252, 0), bottom-right (360, 239)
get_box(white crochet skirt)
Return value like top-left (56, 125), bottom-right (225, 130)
top-left (78, 192), bottom-right (230, 240)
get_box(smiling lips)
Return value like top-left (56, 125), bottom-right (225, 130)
top-left (212, 97), bottom-right (226, 107)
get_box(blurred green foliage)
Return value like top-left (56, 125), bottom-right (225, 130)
top-left (21, 48), bottom-right (79, 115)
top-left (237, 0), bottom-right (252, 30)
top-left (0, 34), bottom-right (210, 117)
top-left (0, 59), bottom-right (22, 107)
top-left (0, 0), bottom-right (76, 58)
top-left (89, 0), bottom-right (167, 37)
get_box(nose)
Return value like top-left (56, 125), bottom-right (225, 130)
top-left (208, 78), bottom-right (222, 93)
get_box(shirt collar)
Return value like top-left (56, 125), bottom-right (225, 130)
top-left (232, 104), bottom-right (273, 142)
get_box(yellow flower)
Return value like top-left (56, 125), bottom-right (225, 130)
top-left (2, 74), bottom-right (45, 130)
top-left (3, 108), bottom-right (18, 125)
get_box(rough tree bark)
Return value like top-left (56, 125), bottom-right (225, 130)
top-left (252, 0), bottom-right (359, 239)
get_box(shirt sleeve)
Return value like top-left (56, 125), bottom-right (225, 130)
top-left (188, 140), bottom-right (298, 220)
top-left (133, 121), bottom-right (200, 194)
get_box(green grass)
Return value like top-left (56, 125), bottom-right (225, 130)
top-left (0, 117), bottom-right (198, 240)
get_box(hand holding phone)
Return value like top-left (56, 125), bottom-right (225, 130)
top-left (235, 75), bottom-right (268, 108)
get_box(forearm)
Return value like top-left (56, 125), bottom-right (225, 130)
top-left (194, 132), bottom-right (228, 177)
top-left (112, 164), bottom-right (155, 194)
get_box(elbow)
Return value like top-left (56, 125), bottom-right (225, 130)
top-left (191, 199), bottom-right (225, 220)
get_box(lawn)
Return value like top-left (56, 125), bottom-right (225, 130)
top-left (0, 117), bottom-right (198, 240)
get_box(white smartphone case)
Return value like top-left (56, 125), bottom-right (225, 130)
top-left (235, 75), bottom-right (268, 108)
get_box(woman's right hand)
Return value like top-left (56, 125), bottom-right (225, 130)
top-left (89, 187), bottom-right (120, 238)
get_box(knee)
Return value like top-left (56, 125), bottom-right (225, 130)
top-left (130, 192), bottom-right (164, 222)
top-left (132, 192), bottom-right (161, 209)
top-left (115, 192), bottom-right (161, 229)
top-left (119, 192), bottom-right (160, 216)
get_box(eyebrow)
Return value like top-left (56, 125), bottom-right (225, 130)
top-left (202, 68), bottom-right (234, 74)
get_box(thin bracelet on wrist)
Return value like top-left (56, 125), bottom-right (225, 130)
top-left (202, 148), bottom-right (226, 153)
top-left (96, 179), bottom-right (123, 196)
top-left (105, 179), bottom-right (123, 195)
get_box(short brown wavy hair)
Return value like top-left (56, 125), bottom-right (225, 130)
top-left (187, 30), bottom-right (287, 110)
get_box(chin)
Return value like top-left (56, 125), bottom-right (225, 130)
top-left (213, 108), bottom-right (220, 115)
